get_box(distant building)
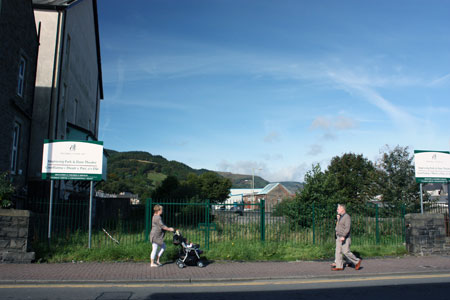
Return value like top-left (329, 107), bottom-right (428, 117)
top-left (94, 190), bottom-right (137, 221)
top-left (96, 191), bottom-right (140, 205)
top-left (0, 0), bottom-right (39, 200)
top-left (423, 183), bottom-right (448, 204)
top-left (243, 182), bottom-right (299, 212)
top-left (213, 189), bottom-right (262, 210)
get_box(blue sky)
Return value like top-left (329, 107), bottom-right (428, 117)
top-left (97, 0), bottom-right (450, 182)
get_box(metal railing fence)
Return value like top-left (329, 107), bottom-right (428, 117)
top-left (25, 197), bottom-right (146, 247)
top-left (146, 199), bottom-right (409, 249)
top-left (24, 196), bottom-right (447, 250)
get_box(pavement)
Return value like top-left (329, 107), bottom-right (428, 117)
top-left (2, 255), bottom-right (450, 284)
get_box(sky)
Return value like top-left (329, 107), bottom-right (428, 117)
top-left (97, 0), bottom-right (450, 183)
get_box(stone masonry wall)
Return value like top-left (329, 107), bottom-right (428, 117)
top-left (0, 209), bottom-right (35, 263)
top-left (405, 213), bottom-right (450, 255)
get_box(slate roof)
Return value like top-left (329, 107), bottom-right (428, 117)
top-left (32, 0), bottom-right (80, 7)
top-left (257, 182), bottom-right (303, 196)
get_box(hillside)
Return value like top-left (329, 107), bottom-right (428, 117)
top-left (216, 172), bottom-right (269, 188)
top-left (98, 150), bottom-right (270, 198)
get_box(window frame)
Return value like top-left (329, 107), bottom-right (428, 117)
top-left (10, 122), bottom-right (21, 175)
top-left (17, 56), bottom-right (26, 97)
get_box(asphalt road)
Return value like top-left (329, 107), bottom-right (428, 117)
top-left (2, 272), bottom-right (450, 300)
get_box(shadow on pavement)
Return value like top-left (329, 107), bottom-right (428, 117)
top-left (145, 282), bottom-right (450, 300)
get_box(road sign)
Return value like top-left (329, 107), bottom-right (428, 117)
top-left (414, 150), bottom-right (450, 183)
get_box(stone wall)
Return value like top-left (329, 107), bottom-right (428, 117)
top-left (405, 213), bottom-right (450, 255)
top-left (0, 209), bottom-right (35, 263)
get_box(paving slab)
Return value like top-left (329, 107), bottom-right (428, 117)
top-left (1, 255), bottom-right (450, 284)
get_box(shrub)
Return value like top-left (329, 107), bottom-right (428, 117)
top-left (0, 172), bottom-right (15, 208)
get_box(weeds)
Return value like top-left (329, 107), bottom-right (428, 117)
top-left (34, 234), bottom-right (407, 263)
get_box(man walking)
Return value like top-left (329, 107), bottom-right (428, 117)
top-left (332, 204), bottom-right (362, 271)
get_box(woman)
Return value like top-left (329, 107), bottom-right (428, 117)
top-left (149, 205), bottom-right (174, 267)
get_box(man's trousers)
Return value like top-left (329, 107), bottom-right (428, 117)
top-left (335, 237), bottom-right (359, 268)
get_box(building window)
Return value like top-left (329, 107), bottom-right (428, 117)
top-left (11, 122), bottom-right (21, 174)
top-left (17, 56), bottom-right (26, 97)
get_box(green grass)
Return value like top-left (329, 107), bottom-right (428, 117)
top-left (33, 237), bottom-right (407, 263)
top-left (32, 219), bottom-right (407, 263)
top-left (147, 172), bottom-right (167, 187)
top-left (34, 241), bottom-right (153, 263)
top-left (205, 240), bottom-right (336, 261)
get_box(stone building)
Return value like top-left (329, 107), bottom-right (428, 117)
top-left (0, 0), bottom-right (39, 198)
top-left (28, 0), bottom-right (104, 197)
top-left (244, 182), bottom-right (298, 212)
top-left (0, 0), bottom-right (104, 203)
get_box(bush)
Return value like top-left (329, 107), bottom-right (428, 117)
top-left (0, 172), bottom-right (14, 208)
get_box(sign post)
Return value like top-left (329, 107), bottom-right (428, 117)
top-left (414, 150), bottom-right (450, 215)
top-left (89, 181), bottom-right (94, 249)
top-left (48, 180), bottom-right (54, 241)
top-left (419, 183), bottom-right (423, 214)
top-left (42, 140), bottom-right (103, 248)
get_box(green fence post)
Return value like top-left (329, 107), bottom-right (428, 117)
top-left (260, 199), bottom-right (265, 242)
top-left (375, 203), bottom-right (380, 244)
top-left (205, 199), bottom-right (210, 250)
top-left (145, 198), bottom-right (152, 242)
top-left (401, 203), bottom-right (406, 243)
top-left (312, 202), bottom-right (315, 245)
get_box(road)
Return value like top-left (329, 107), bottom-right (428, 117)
top-left (1, 273), bottom-right (450, 300)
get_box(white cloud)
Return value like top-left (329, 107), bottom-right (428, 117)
top-left (322, 132), bottom-right (337, 141)
top-left (108, 98), bottom-right (190, 111)
top-left (335, 115), bottom-right (358, 130)
top-left (429, 73), bottom-right (450, 87)
top-left (311, 115), bottom-right (358, 131)
top-left (266, 163), bottom-right (309, 182)
top-left (326, 69), bottom-right (417, 130)
top-left (261, 153), bottom-right (284, 161)
top-left (307, 144), bottom-right (323, 156)
top-left (217, 160), bottom-right (266, 175)
top-left (311, 116), bottom-right (331, 130)
top-left (216, 159), bottom-right (308, 182)
top-left (264, 131), bottom-right (281, 143)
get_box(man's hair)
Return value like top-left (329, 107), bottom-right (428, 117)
top-left (338, 204), bottom-right (346, 210)
top-left (153, 204), bottom-right (163, 213)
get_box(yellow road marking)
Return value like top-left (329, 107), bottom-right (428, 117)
top-left (1, 273), bottom-right (450, 289)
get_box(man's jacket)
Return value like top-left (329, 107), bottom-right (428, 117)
top-left (335, 213), bottom-right (351, 239)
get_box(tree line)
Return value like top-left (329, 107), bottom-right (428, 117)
top-left (275, 145), bottom-right (423, 222)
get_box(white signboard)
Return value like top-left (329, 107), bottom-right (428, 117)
top-left (414, 150), bottom-right (450, 183)
top-left (42, 140), bottom-right (104, 181)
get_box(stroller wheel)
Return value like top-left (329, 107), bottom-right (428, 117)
top-left (197, 260), bottom-right (205, 268)
top-left (177, 261), bottom-right (185, 269)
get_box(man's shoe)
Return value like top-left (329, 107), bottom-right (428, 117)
top-left (355, 259), bottom-right (362, 270)
top-left (331, 267), bottom-right (344, 271)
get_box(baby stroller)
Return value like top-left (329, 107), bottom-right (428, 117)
top-left (173, 230), bottom-right (205, 268)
